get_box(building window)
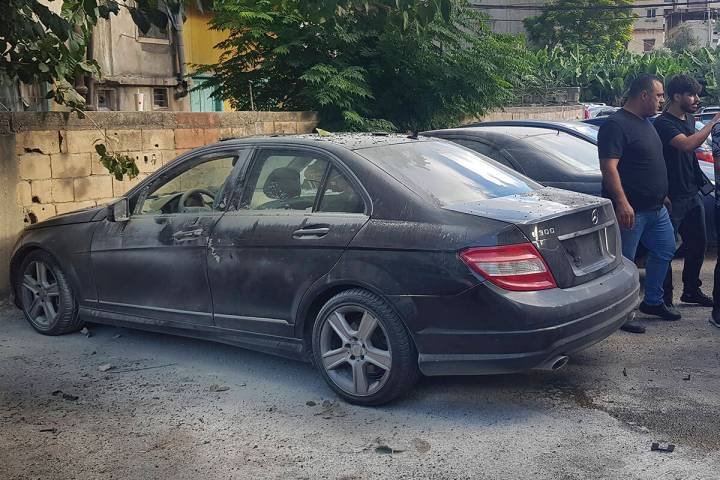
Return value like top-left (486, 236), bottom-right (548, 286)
top-left (96, 89), bottom-right (117, 111)
top-left (643, 38), bottom-right (656, 52)
top-left (137, 22), bottom-right (170, 44)
top-left (646, 8), bottom-right (657, 18)
top-left (152, 88), bottom-right (169, 109)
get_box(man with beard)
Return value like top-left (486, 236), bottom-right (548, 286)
top-left (654, 74), bottom-right (720, 311)
top-left (599, 74), bottom-right (677, 333)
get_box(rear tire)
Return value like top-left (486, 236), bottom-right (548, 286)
top-left (311, 289), bottom-right (420, 406)
top-left (16, 250), bottom-right (82, 335)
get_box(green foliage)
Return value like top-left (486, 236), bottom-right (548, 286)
top-left (200, 0), bottom-right (529, 131)
top-left (666, 24), bottom-right (700, 54)
top-left (523, 45), bottom-right (720, 106)
top-left (524, 0), bottom-right (634, 54)
top-left (95, 144), bottom-right (140, 181)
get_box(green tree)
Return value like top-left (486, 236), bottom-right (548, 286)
top-left (200, 0), bottom-right (529, 131)
top-left (524, 0), bottom-right (634, 54)
top-left (665, 24), bottom-right (700, 53)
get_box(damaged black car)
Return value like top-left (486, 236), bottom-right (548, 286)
top-left (10, 134), bottom-right (639, 405)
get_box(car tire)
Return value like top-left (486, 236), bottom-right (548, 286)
top-left (16, 250), bottom-right (83, 335)
top-left (311, 288), bottom-right (420, 405)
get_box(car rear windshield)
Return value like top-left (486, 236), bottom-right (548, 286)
top-left (356, 140), bottom-right (538, 206)
top-left (521, 132), bottom-right (599, 172)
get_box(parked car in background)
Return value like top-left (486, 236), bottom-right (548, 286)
top-left (583, 103), bottom-right (618, 119)
top-left (10, 134), bottom-right (639, 405)
top-left (424, 121), bottom-right (717, 246)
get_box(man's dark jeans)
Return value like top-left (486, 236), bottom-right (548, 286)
top-left (664, 193), bottom-right (707, 303)
top-left (713, 205), bottom-right (720, 307)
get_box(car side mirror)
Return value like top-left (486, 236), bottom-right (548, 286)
top-left (107, 198), bottom-right (130, 222)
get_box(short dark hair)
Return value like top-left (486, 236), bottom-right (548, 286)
top-left (627, 74), bottom-right (662, 99)
top-left (666, 73), bottom-right (702, 100)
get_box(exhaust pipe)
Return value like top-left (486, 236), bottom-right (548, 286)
top-left (534, 355), bottom-right (569, 371)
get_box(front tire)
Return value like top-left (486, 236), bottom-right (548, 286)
top-left (311, 289), bottom-right (420, 406)
top-left (16, 251), bottom-right (82, 335)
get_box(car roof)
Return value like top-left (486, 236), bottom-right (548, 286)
top-left (433, 120), bottom-right (598, 142)
top-left (214, 133), bottom-right (428, 152)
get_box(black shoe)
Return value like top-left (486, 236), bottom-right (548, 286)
top-left (711, 310), bottom-right (720, 329)
top-left (680, 290), bottom-right (714, 307)
top-left (639, 301), bottom-right (681, 321)
top-left (620, 320), bottom-right (646, 334)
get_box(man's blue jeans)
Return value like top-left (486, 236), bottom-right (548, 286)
top-left (620, 206), bottom-right (676, 306)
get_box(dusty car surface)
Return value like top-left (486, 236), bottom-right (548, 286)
top-left (10, 133), bottom-right (639, 405)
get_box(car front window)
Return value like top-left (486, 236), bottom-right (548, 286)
top-left (356, 140), bottom-right (538, 206)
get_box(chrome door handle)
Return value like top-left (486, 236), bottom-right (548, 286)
top-left (173, 228), bottom-right (204, 241)
top-left (292, 227), bottom-right (330, 239)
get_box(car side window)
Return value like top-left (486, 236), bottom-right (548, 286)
top-left (453, 139), bottom-right (515, 169)
top-left (137, 155), bottom-right (237, 215)
top-left (241, 149), bottom-right (329, 212)
top-left (317, 167), bottom-right (365, 214)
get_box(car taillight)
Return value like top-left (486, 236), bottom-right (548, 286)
top-left (460, 243), bottom-right (557, 291)
top-left (696, 149), bottom-right (714, 163)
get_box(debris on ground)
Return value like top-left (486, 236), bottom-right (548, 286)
top-left (98, 364), bottom-right (113, 372)
top-left (623, 367), bottom-right (627, 377)
top-left (51, 390), bottom-right (78, 401)
top-left (683, 374), bottom-right (691, 381)
top-left (412, 438), bottom-right (431, 453)
top-left (373, 438), bottom-right (405, 455)
top-left (80, 327), bottom-right (91, 337)
top-left (651, 442), bottom-right (675, 453)
top-left (306, 401), bottom-right (316, 407)
top-left (314, 400), bottom-right (347, 419)
top-left (209, 384), bottom-right (230, 392)
top-left (113, 334), bottom-right (122, 339)
top-left (39, 428), bottom-right (57, 433)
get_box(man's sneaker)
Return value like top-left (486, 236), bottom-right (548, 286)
top-left (620, 320), bottom-right (646, 334)
top-left (680, 290), bottom-right (714, 307)
top-left (639, 301), bottom-right (681, 321)
top-left (710, 310), bottom-right (720, 329)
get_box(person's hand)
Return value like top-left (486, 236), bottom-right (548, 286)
top-left (711, 112), bottom-right (720, 126)
top-left (664, 197), bottom-right (672, 215)
top-left (616, 200), bottom-right (635, 230)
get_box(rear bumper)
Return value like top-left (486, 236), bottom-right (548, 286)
top-left (414, 257), bottom-right (639, 376)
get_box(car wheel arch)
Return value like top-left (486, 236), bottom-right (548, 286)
top-left (297, 281), bottom-right (419, 363)
top-left (10, 245), bottom-right (79, 308)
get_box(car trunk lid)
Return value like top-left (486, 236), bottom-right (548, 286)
top-left (446, 188), bottom-right (621, 288)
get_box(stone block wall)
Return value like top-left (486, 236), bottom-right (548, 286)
top-left (4, 111), bottom-right (319, 226)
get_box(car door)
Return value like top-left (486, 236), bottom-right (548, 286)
top-left (207, 146), bottom-right (370, 336)
top-left (90, 147), bottom-right (250, 326)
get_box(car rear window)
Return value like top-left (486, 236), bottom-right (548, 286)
top-left (356, 140), bottom-right (538, 206)
top-left (521, 132), bottom-right (600, 172)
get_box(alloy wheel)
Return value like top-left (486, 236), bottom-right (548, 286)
top-left (20, 261), bottom-right (61, 327)
top-left (319, 305), bottom-right (392, 396)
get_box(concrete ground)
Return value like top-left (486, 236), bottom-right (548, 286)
top-left (1, 258), bottom-right (719, 480)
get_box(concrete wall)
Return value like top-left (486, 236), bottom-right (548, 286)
top-left (0, 110), bottom-right (318, 296)
top-left (469, 0), bottom-right (544, 35)
top-left (465, 105), bottom-right (585, 124)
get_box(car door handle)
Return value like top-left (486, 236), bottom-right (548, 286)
top-left (172, 228), bottom-right (204, 241)
top-left (292, 226), bottom-right (330, 239)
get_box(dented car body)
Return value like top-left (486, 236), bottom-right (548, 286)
top-left (10, 134), bottom-right (639, 404)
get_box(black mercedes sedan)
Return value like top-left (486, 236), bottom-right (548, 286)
top-left (10, 134), bottom-right (639, 405)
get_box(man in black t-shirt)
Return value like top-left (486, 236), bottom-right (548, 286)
top-left (599, 74), bottom-right (679, 333)
top-left (654, 74), bottom-right (720, 310)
